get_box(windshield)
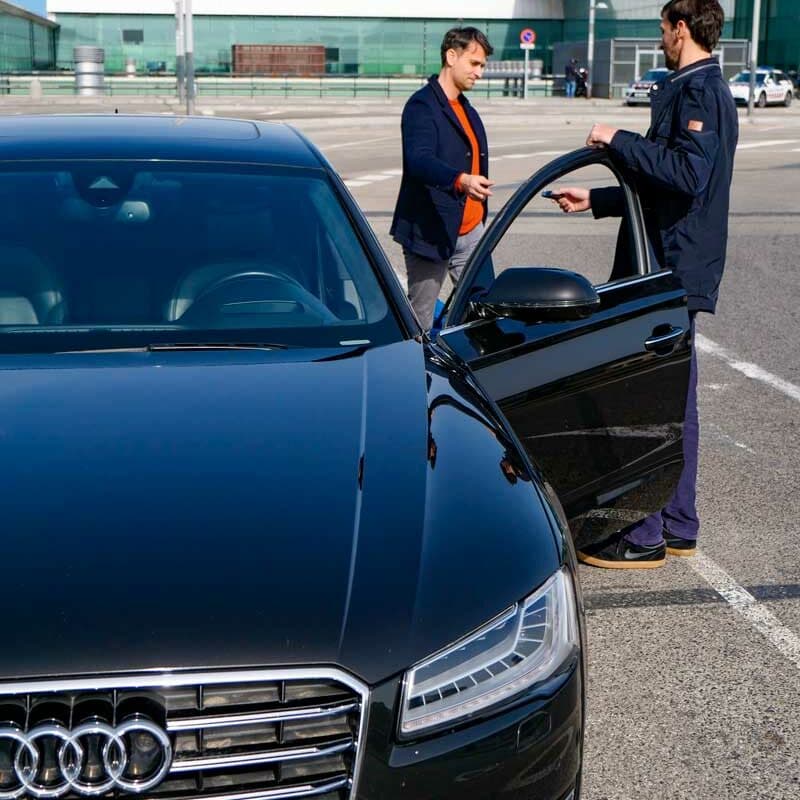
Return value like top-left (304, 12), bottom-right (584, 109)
top-left (731, 72), bottom-right (765, 84)
top-left (0, 161), bottom-right (401, 354)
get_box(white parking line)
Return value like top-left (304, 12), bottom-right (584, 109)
top-left (696, 334), bottom-right (800, 403)
top-left (492, 139), bottom-right (547, 149)
top-left (323, 136), bottom-right (395, 151)
top-left (690, 334), bottom-right (800, 668)
top-left (497, 150), bottom-right (566, 160)
top-left (690, 552), bottom-right (800, 671)
top-left (736, 139), bottom-right (798, 150)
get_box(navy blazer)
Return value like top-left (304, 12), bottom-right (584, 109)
top-left (592, 58), bottom-right (738, 313)
top-left (390, 76), bottom-right (489, 261)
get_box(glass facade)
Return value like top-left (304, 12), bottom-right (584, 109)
top-left (734, 0), bottom-right (800, 71)
top-left (0, 5), bottom-right (57, 72)
top-left (44, 3), bottom-right (800, 77)
top-left (53, 14), bottom-right (563, 75)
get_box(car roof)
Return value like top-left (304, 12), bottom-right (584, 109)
top-left (0, 115), bottom-right (326, 167)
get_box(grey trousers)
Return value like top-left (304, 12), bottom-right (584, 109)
top-left (404, 222), bottom-right (484, 330)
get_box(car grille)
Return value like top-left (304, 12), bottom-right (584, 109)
top-left (0, 669), bottom-right (368, 800)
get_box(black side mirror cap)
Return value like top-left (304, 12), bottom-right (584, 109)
top-left (470, 267), bottom-right (601, 322)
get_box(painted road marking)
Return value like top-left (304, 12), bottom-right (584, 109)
top-left (323, 135), bottom-right (396, 151)
top-left (492, 139), bottom-right (547, 149)
top-left (736, 139), bottom-right (798, 150)
top-left (496, 150), bottom-right (565, 160)
top-left (344, 169), bottom-right (403, 188)
top-left (690, 552), bottom-right (800, 671)
top-left (692, 334), bottom-right (800, 669)
top-left (696, 334), bottom-right (800, 403)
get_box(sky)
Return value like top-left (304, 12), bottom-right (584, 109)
top-left (15, 0), bottom-right (47, 16)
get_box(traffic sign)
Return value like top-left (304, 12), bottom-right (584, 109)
top-left (519, 28), bottom-right (536, 45)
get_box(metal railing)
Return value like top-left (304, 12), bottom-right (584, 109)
top-left (0, 73), bottom-right (557, 99)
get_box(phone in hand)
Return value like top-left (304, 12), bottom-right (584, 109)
top-left (541, 189), bottom-right (562, 199)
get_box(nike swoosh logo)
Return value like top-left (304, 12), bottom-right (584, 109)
top-left (623, 548), bottom-right (660, 560)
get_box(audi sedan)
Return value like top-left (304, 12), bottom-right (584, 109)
top-left (0, 116), bottom-right (691, 800)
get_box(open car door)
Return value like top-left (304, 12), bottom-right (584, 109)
top-left (437, 148), bottom-right (691, 544)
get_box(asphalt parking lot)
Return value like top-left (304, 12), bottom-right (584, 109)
top-left (4, 93), bottom-right (799, 798)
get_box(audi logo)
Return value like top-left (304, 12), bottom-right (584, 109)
top-left (0, 717), bottom-right (172, 799)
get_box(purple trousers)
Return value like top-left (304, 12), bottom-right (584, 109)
top-left (626, 316), bottom-right (699, 547)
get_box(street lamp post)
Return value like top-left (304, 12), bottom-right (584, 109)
top-left (586, 0), bottom-right (608, 99)
top-left (184, 0), bottom-right (195, 115)
top-left (747, 0), bottom-right (762, 119)
top-left (175, 0), bottom-right (185, 103)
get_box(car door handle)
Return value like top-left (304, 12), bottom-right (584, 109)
top-left (644, 325), bottom-right (684, 353)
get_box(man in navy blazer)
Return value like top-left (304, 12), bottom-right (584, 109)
top-left (390, 27), bottom-right (494, 329)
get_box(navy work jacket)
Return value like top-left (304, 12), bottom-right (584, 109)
top-left (592, 58), bottom-right (738, 312)
top-left (390, 76), bottom-right (488, 261)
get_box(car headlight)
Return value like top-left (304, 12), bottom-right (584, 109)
top-left (399, 568), bottom-right (579, 737)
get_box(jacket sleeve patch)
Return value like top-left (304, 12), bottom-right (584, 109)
top-left (687, 119), bottom-right (704, 132)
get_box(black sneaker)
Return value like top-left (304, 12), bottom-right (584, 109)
top-left (663, 528), bottom-right (697, 557)
top-left (577, 530), bottom-right (666, 569)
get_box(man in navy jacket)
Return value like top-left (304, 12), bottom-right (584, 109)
top-left (551, 0), bottom-right (737, 569)
top-left (390, 27), bottom-right (494, 329)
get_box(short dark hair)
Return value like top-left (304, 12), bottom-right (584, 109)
top-left (661, 0), bottom-right (725, 52)
top-left (440, 27), bottom-right (494, 67)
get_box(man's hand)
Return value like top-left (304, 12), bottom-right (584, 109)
top-left (586, 123), bottom-right (618, 149)
top-left (547, 186), bottom-right (591, 214)
top-left (459, 173), bottom-right (495, 201)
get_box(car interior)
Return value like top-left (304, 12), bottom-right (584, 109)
top-left (0, 165), bottom-right (389, 339)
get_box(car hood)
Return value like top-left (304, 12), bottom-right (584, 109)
top-left (0, 340), bottom-right (558, 685)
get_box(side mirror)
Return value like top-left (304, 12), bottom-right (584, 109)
top-left (470, 267), bottom-right (600, 322)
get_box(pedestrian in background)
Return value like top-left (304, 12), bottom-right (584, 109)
top-left (565, 57), bottom-right (578, 98)
top-left (390, 26), bottom-right (494, 330)
top-left (549, 0), bottom-right (738, 568)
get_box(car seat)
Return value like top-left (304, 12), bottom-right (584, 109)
top-left (0, 245), bottom-right (66, 325)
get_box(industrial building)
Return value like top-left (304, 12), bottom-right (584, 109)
top-left (44, 0), bottom-right (743, 77)
top-left (2, 1), bottom-right (799, 92)
top-left (0, 0), bottom-right (57, 71)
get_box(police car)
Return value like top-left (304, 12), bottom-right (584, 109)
top-left (624, 67), bottom-right (670, 105)
top-left (729, 68), bottom-right (794, 107)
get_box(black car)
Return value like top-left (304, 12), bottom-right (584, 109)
top-left (0, 116), bottom-right (690, 800)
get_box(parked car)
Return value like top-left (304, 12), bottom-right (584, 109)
top-left (728, 68), bottom-right (794, 107)
top-left (624, 67), bottom-right (670, 105)
top-left (0, 115), bottom-right (690, 800)
top-left (788, 69), bottom-right (800, 98)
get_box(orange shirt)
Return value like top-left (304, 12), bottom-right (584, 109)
top-left (449, 99), bottom-right (484, 235)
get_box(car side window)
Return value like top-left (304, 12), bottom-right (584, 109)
top-left (487, 163), bottom-right (639, 288)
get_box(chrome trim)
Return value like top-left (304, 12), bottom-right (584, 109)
top-left (174, 777), bottom-right (350, 800)
top-left (0, 718), bottom-right (172, 799)
top-left (0, 668), bottom-right (366, 696)
top-left (595, 270), bottom-right (675, 293)
top-left (167, 701), bottom-right (359, 731)
top-left (645, 326), bottom-right (684, 348)
top-left (0, 668), bottom-right (370, 800)
top-left (170, 738), bottom-right (353, 773)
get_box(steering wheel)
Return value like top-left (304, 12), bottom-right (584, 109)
top-left (179, 270), bottom-right (337, 326)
